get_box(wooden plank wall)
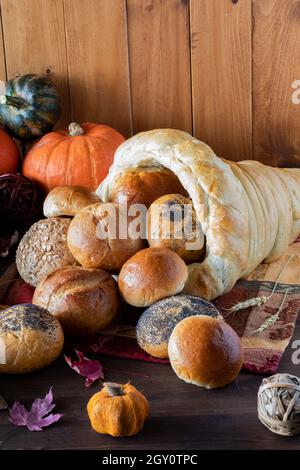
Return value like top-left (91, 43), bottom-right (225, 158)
top-left (0, 0), bottom-right (299, 166)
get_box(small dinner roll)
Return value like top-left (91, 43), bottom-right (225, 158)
top-left (109, 167), bottom-right (187, 208)
top-left (43, 185), bottom-right (101, 218)
top-left (67, 202), bottom-right (146, 272)
top-left (118, 247), bottom-right (188, 307)
top-left (168, 315), bottom-right (243, 389)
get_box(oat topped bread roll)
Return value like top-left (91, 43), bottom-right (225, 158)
top-left (97, 129), bottom-right (300, 300)
top-left (16, 217), bottom-right (78, 286)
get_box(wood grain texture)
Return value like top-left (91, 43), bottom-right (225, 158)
top-left (0, 323), bottom-right (300, 449)
top-left (190, 0), bottom-right (252, 161)
top-left (64, 0), bottom-right (132, 137)
top-left (0, 0), bottom-right (70, 127)
top-left (253, 0), bottom-right (300, 167)
top-left (0, 9), bottom-right (6, 82)
top-left (127, 0), bottom-right (192, 134)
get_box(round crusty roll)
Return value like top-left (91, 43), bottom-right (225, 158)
top-left (118, 247), bottom-right (188, 307)
top-left (67, 202), bottom-right (146, 272)
top-left (147, 194), bottom-right (205, 263)
top-left (0, 304), bottom-right (64, 373)
top-left (43, 185), bottom-right (101, 218)
top-left (168, 315), bottom-right (243, 389)
top-left (16, 217), bottom-right (78, 287)
top-left (109, 167), bottom-right (187, 208)
top-left (136, 295), bottom-right (219, 359)
top-left (33, 266), bottom-right (119, 336)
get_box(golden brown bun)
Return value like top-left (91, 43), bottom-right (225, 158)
top-left (118, 247), bottom-right (188, 307)
top-left (0, 304), bottom-right (64, 373)
top-left (67, 202), bottom-right (146, 272)
top-left (136, 295), bottom-right (219, 359)
top-left (33, 266), bottom-right (119, 336)
top-left (109, 167), bottom-right (187, 208)
top-left (43, 185), bottom-right (101, 218)
top-left (168, 315), bottom-right (243, 389)
top-left (16, 218), bottom-right (78, 287)
top-left (147, 194), bottom-right (205, 263)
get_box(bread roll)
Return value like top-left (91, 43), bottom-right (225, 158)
top-left (43, 185), bottom-right (101, 217)
top-left (136, 295), bottom-right (219, 359)
top-left (0, 304), bottom-right (64, 373)
top-left (109, 167), bottom-right (187, 208)
top-left (118, 247), bottom-right (188, 307)
top-left (67, 202), bottom-right (146, 272)
top-left (168, 315), bottom-right (243, 389)
top-left (16, 217), bottom-right (78, 287)
top-left (33, 266), bottom-right (119, 336)
top-left (148, 194), bottom-right (205, 263)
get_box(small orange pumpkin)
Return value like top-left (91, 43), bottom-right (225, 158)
top-left (87, 382), bottom-right (149, 437)
top-left (23, 122), bottom-right (125, 193)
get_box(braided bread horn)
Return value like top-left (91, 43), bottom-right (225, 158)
top-left (97, 129), bottom-right (300, 300)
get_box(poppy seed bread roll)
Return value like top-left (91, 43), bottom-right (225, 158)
top-left (147, 194), bottom-right (205, 263)
top-left (136, 295), bottom-right (219, 358)
top-left (168, 315), bottom-right (243, 389)
top-left (0, 304), bottom-right (64, 373)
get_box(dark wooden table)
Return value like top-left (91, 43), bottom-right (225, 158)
top-left (0, 259), bottom-right (300, 450)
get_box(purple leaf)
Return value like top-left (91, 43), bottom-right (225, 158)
top-left (9, 388), bottom-right (63, 432)
top-left (64, 349), bottom-right (104, 387)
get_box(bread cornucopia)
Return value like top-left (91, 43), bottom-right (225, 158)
top-left (97, 128), bottom-right (300, 300)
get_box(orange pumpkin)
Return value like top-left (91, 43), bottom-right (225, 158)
top-left (0, 127), bottom-right (19, 175)
top-left (22, 122), bottom-right (125, 192)
top-left (87, 382), bottom-right (149, 437)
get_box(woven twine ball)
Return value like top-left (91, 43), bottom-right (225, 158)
top-left (258, 373), bottom-right (300, 436)
top-left (0, 173), bottom-right (44, 232)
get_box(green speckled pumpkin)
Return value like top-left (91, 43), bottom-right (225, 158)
top-left (0, 74), bottom-right (61, 141)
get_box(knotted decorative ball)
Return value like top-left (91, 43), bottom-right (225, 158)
top-left (258, 373), bottom-right (300, 436)
top-left (0, 173), bottom-right (44, 234)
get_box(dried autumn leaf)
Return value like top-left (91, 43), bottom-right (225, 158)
top-left (9, 388), bottom-right (62, 431)
top-left (64, 349), bottom-right (104, 387)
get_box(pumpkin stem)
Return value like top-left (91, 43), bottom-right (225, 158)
top-left (68, 122), bottom-right (85, 136)
top-left (0, 95), bottom-right (25, 109)
top-left (104, 382), bottom-right (125, 397)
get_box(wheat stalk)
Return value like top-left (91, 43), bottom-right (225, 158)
top-left (223, 254), bottom-right (294, 316)
top-left (250, 288), bottom-right (289, 335)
